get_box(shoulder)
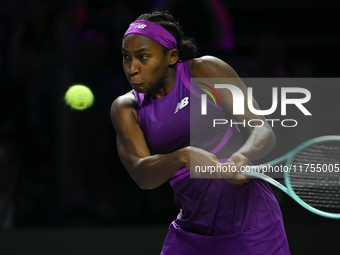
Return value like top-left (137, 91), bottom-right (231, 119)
top-left (189, 55), bottom-right (239, 78)
top-left (111, 90), bottom-right (136, 112)
top-left (110, 91), bottom-right (137, 124)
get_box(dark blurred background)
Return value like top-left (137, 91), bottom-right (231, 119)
top-left (0, 0), bottom-right (340, 254)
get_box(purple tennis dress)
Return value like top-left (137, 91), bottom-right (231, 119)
top-left (133, 60), bottom-right (290, 255)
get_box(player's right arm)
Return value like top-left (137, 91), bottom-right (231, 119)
top-left (110, 91), bottom-right (189, 190)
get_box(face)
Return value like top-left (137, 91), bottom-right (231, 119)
top-left (122, 34), bottom-right (177, 94)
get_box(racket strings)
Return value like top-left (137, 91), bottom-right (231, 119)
top-left (289, 142), bottom-right (340, 213)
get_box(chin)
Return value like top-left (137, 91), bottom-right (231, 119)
top-left (131, 85), bottom-right (148, 94)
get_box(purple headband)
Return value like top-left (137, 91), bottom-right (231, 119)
top-left (124, 20), bottom-right (177, 49)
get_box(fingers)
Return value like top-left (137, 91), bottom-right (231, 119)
top-left (189, 148), bottom-right (250, 185)
top-left (222, 160), bottom-right (249, 185)
top-left (225, 173), bottom-right (249, 185)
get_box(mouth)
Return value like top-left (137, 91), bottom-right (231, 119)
top-left (130, 82), bottom-right (145, 87)
top-left (130, 82), bottom-right (147, 93)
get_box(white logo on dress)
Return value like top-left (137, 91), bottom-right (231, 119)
top-left (174, 97), bottom-right (189, 114)
top-left (135, 24), bottom-right (147, 29)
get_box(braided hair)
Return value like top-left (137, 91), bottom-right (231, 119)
top-left (136, 11), bottom-right (198, 61)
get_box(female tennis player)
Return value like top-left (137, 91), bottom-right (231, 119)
top-left (111, 11), bottom-right (290, 255)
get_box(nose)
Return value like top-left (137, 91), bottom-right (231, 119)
top-left (127, 58), bottom-right (140, 77)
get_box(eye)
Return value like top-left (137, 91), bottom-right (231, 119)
top-left (140, 55), bottom-right (149, 60)
top-left (122, 54), bottom-right (131, 60)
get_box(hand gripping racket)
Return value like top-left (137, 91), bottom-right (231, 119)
top-left (243, 135), bottom-right (340, 219)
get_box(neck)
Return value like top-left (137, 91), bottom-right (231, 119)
top-left (149, 67), bottom-right (177, 99)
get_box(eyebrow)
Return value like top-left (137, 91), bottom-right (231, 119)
top-left (121, 47), bottom-right (152, 54)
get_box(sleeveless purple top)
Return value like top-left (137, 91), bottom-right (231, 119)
top-left (133, 60), bottom-right (290, 255)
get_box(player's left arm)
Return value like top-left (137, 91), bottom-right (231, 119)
top-left (190, 56), bottom-right (276, 168)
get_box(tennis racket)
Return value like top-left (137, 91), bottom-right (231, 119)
top-left (242, 135), bottom-right (340, 219)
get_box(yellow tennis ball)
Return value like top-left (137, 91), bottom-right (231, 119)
top-left (65, 85), bottom-right (94, 110)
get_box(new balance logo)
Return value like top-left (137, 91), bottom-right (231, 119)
top-left (135, 24), bottom-right (146, 29)
top-left (174, 97), bottom-right (189, 114)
